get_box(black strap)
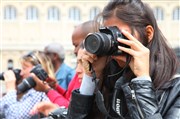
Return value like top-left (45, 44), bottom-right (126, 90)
top-left (91, 55), bottom-right (131, 119)
top-left (91, 66), bottom-right (125, 119)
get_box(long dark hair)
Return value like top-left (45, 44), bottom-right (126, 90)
top-left (99, 0), bottom-right (179, 89)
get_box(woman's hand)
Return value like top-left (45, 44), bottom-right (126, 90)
top-left (81, 49), bottom-right (109, 79)
top-left (118, 30), bottom-right (150, 77)
top-left (30, 101), bottom-right (59, 116)
top-left (3, 70), bottom-right (16, 92)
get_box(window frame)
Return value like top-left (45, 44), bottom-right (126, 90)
top-left (173, 6), bottom-right (180, 21)
top-left (89, 7), bottom-right (100, 20)
top-left (69, 7), bottom-right (81, 21)
top-left (153, 7), bottom-right (164, 21)
top-left (48, 6), bottom-right (60, 21)
top-left (26, 6), bottom-right (38, 21)
top-left (4, 5), bottom-right (16, 20)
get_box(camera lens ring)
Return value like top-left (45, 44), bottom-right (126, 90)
top-left (84, 32), bottom-right (112, 55)
top-left (84, 33), bottom-right (102, 54)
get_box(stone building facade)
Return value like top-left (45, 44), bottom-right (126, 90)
top-left (0, 0), bottom-right (179, 72)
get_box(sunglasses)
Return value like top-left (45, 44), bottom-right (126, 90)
top-left (23, 51), bottom-right (41, 65)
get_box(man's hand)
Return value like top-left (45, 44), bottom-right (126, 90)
top-left (30, 101), bottom-right (59, 116)
top-left (4, 70), bottom-right (16, 92)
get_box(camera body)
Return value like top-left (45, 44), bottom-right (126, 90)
top-left (17, 64), bottom-right (48, 94)
top-left (84, 26), bottom-right (128, 56)
top-left (41, 107), bottom-right (68, 119)
top-left (30, 64), bottom-right (48, 81)
top-left (0, 69), bottom-right (21, 81)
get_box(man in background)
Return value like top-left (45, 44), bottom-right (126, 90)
top-left (72, 20), bottom-right (99, 56)
top-left (44, 43), bottom-right (75, 90)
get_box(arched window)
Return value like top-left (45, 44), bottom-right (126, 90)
top-left (153, 7), bottom-right (164, 21)
top-left (48, 6), bottom-right (60, 21)
top-left (7, 59), bottom-right (13, 70)
top-left (69, 7), bottom-right (81, 21)
top-left (89, 7), bottom-right (100, 20)
top-left (173, 7), bottom-right (180, 20)
top-left (4, 5), bottom-right (16, 20)
top-left (26, 6), bottom-right (38, 21)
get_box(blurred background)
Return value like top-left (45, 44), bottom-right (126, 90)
top-left (0, 0), bottom-right (179, 72)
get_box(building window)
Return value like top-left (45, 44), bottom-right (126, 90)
top-left (173, 7), bottom-right (180, 20)
top-left (153, 7), bottom-right (164, 21)
top-left (26, 6), bottom-right (38, 21)
top-left (89, 7), bottom-right (100, 20)
top-left (4, 5), bottom-right (16, 20)
top-left (69, 7), bottom-right (81, 21)
top-left (48, 6), bottom-right (60, 21)
top-left (7, 59), bottom-right (13, 70)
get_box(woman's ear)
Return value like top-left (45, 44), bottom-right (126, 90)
top-left (146, 25), bottom-right (154, 43)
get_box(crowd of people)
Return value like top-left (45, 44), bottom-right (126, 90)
top-left (0, 0), bottom-right (180, 119)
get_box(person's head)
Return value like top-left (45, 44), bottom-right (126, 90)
top-left (72, 20), bottom-right (100, 55)
top-left (44, 43), bottom-right (65, 66)
top-left (98, 0), bottom-right (178, 89)
top-left (20, 51), bottom-right (55, 80)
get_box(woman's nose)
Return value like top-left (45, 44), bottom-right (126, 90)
top-left (76, 64), bottom-right (83, 74)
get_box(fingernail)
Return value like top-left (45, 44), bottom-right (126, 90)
top-left (117, 38), bottom-right (121, 41)
top-left (121, 29), bottom-right (125, 33)
top-left (118, 46), bottom-right (122, 49)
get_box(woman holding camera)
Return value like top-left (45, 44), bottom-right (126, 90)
top-left (0, 51), bottom-right (55, 119)
top-left (66, 0), bottom-right (180, 119)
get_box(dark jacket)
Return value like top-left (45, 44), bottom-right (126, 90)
top-left (66, 75), bottom-right (180, 119)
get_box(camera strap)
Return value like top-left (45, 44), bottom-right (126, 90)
top-left (91, 66), bottom-right (125, 119)
top-left (92, 55), bottom-right (131, 119)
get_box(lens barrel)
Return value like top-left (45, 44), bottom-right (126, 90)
top-left (17, 77), bottom-right (36, 94)
top-left (84, 32), bottom-right (112, 56)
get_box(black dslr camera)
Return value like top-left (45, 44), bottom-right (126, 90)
top-left (84, 26), bottom-right (128, 56)
top-left (0, 69), bottom-right (22, 85)
top-left (17, 64), bottom-right (48, 94)
top-left (0, 69), bottom-right (21, 81)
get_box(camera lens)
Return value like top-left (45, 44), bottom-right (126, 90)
top-left (84, 33), bottom-right (101, 54)
top-left (17, 77), bottom-right (36, 94)
top-left (84, 26), bottom-right (129, 56)
top-left (84, 33), bottom-right (112, 56)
